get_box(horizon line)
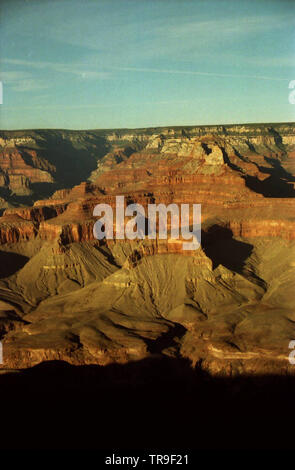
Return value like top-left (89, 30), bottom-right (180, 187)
top-left (1, 120), bottom-right (294, 133)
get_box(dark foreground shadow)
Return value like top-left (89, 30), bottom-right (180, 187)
top-left (0, 356), bottom-right (294, 450)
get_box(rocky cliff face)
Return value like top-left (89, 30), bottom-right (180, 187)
top-left (0, 123), bottom-right (294, 376)
top-left (0, 123), bottom-right (294, 205)
top-left (0, 129), bottom-right (108, 207)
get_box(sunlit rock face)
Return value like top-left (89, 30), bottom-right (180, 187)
top-left (0, 123), bottom-right (294, 376)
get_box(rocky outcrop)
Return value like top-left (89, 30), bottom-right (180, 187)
top-left (0, 123), bottom-right (293, 203)
top-left (0, 148), bottom-right (54, 196)
top-left (0, 130), bottom-right (108, 203)
top-left (0, 123), bottom-right (294, 376)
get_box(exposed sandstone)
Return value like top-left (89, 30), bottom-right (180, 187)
top-left (0, 123), bottom-right (294, 376)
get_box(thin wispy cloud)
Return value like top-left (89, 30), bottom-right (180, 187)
top-left (0, 71), bottom-right (31, 81)
top-left (1, 58), bottom-right (111, 93)
top-left (10, 79), bottom-right (51, 92)
top-left (197, 52), bottom-right (295, 69)
top-left (244, 55), bottom-right (295, 68)
top-left (111, 66), bottom-right (291, 82)
top-left (3, 57), bottom-right (291, 93)
top-left (2, 58), bottom-right (111, 80)
top-left (4, 99), bottom-right (191, 111)
top-left (0, 70), bottom-right (51, 92)
top-left (162, 14), bottom-right (292, 37)
top-left (42, 11), bottom-right (294, 63)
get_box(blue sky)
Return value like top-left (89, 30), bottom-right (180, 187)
top-left (1, 0), bottom-right (295, 129)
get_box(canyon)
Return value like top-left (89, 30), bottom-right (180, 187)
top-left (0, 123), bottom-right (294, 377)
